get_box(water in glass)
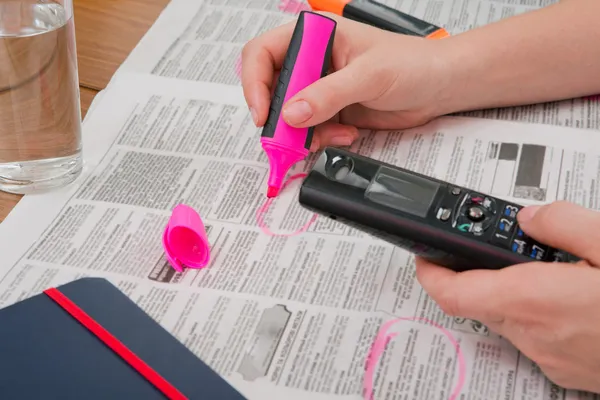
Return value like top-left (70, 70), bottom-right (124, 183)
top-left (0, 1), bottom-right (83, 194)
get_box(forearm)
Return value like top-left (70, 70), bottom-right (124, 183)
top-left (436, 0), bottom-right (600, 115)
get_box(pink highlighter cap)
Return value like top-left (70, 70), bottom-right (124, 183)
top-left (162, 204), bottom-right (210, 272)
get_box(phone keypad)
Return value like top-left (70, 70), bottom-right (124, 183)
top-left (491, 202), bottom-right (569, 262)
top-left (512, 231), bottom-right (548, 261)
top-left (450, 193), bottom-right (579, 264)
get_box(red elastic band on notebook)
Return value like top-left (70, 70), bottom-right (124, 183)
top-left (44, 288), bottom-right (187, 400)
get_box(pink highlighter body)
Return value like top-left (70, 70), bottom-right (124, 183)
top-left (261, 11), bottom-right (337, 198)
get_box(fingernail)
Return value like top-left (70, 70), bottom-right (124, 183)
top-left (517, 205), bottom-right (541, 223)
top-left (249, 107), bottom-right (258, 126)
top-left (329, 134), bottom-right (355, 147)
top-left (283, 100), bottom-right (312, 125)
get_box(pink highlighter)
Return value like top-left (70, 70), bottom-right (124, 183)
top-left (261, 11), bottom-right (337, 198)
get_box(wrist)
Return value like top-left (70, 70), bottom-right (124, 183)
top-left (422, 37), bottom-right (469, 118)
top-left (409, 36), bottom-right (473, 121)
top-left (422, 0), bottom-right (600, 117)
top-left (426, 29), bottom-right (534, 116)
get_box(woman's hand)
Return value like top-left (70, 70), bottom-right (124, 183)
top-left (241, 1), bottom-right (600, 152)
top-left (240, 12), bottom-right (453, 151)
top-left (416, 201), bottom-right (600, 394)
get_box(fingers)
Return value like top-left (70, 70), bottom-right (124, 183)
top-left (241, 22), bottom-right (295, 126)
top-left (517, 201), bottom-right (600, 265)
top-left (339, 104), bottom-right (434, 130)
top-left (310, 123), bottom-right (359, 152)
top-left (281, 58), bottom-right (379, 128)
top-left (242, 11), bottom-right (380, 130)
top-left (415, 257), bottom-right (507, 328)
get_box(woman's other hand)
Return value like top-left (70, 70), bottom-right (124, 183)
top-left (416, 201), bottom-right (600, 394)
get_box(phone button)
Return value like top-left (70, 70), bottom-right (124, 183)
top-left (437, 207), bottom-right (451, 221)
top-left (511, 239), bottom-right (526, 255)
top-left (545, 249), bottom-right (572, 263)
top-left (503, 204), bottom-right (520, 219)
top-left (527, 243), bottom-right (548, 260)
top-left (515, 227), bottom-right (525, 238)
top-left (491, 232), bottom-right (511, 247)
top-left (467, 206), bottom-right (485, 222)
top-left (498, 218), bottom-right (515, 234)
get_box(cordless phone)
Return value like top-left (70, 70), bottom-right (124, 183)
top-left (298, 147), bottom-right (579, 271)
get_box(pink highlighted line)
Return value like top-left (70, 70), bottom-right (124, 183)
top-left (256, 173), bottom-right (318, 236)
top-left (363, 317), bottom-right (467, 400)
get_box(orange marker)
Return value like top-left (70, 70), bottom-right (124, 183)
top-left (307, 0), bottom-right (450, 39)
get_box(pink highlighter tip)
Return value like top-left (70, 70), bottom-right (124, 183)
top-left (267, 186), bottom-right (279, 198)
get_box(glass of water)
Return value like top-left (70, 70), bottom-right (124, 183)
top-left (0, 0), bottom-right (82, 194)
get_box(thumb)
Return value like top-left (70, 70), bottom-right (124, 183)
top-left (281, 59), bottom-right (380, 128)
top-left (517, 201), bottom-right (600, 265)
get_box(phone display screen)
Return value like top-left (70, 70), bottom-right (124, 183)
top-left (365, 166), bottom-right (439, 218)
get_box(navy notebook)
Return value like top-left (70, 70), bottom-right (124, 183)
top-left (0, 277), bottom-right (247, 399)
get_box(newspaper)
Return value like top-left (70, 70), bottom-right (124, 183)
top-left (113, 0), bottom-right (600, 131)
top-left (117, 0), bottom-right (547, 83)
top-left (1, 72), bottom-right (600, 400)
top-left (117, 0), bottom-right (546, 84)
top-left (2, 0), bottom-right (600, 399)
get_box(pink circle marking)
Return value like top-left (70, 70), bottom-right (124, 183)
top-left (256, 173), bottom-right (318, 236)
top-left (364, 317), bottom-right (466, 400)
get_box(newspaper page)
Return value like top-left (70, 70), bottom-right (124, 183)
top-left (115, 0), bottom-right (546, 86)
top-left (113, 0), bottom-right (600, 131)
top-left (1, 73), bottom-right (599, 400)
